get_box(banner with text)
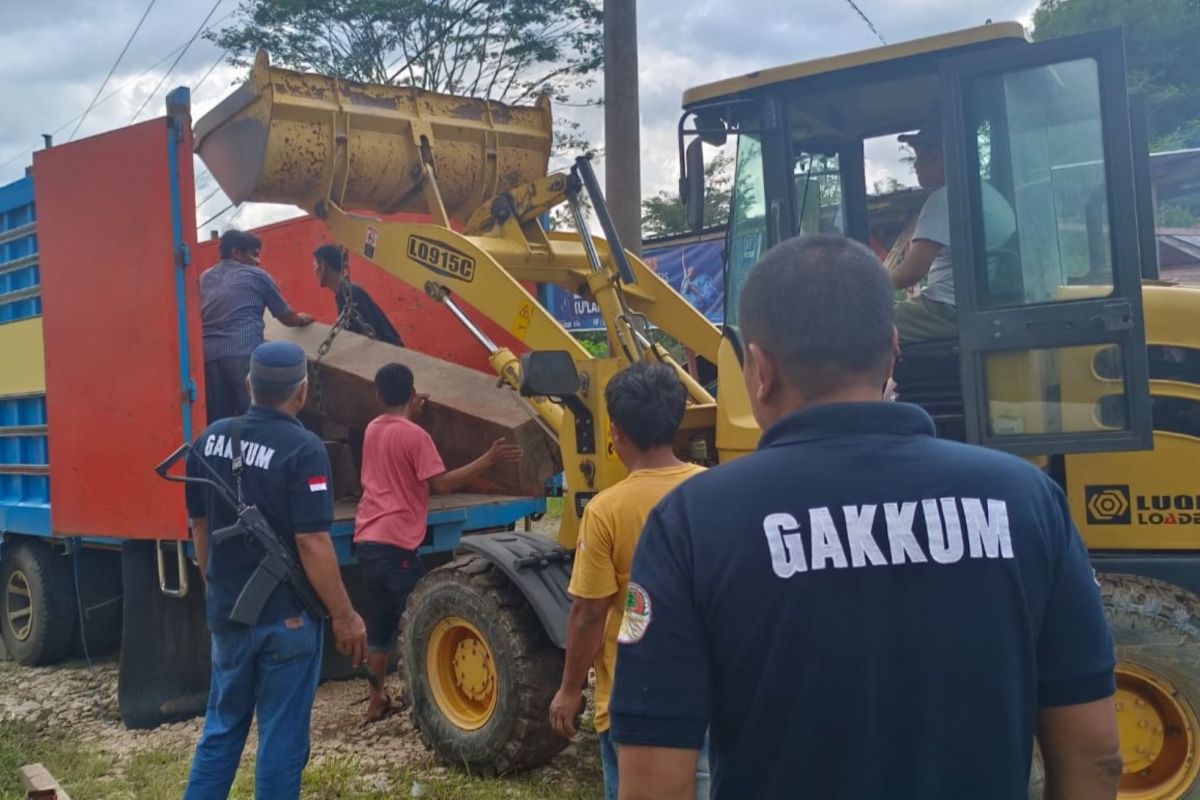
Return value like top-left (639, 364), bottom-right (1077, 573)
top-left (543, 238), bottom-right (725, 331)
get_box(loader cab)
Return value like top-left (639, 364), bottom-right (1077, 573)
top-left (681, 23), bottom-right (1154, 459)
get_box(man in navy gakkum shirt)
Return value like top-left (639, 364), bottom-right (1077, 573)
top-left (609, 236), bottom-right (1122, 800)
top-left (182, 342), bottom-right (367, 800)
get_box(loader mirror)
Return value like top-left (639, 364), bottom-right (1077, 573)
top-left (684, 138), bottom-right (706, 232)
top-left (520, 351), bottom-right (581, 398)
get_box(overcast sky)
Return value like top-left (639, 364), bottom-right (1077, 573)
top-left (0, 0), bottom-right (1038, 233)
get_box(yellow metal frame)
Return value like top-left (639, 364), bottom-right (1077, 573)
top-left (1066, 285), bottom-right (1200, 550)
top-left (682, 22), bottom-right (1027, 108)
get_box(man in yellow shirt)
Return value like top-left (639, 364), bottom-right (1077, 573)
top-left (548, 362), bottom-right (706, 800)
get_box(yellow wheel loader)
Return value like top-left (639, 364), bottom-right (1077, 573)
top-left (195, 23), bottom-right (1200, 797)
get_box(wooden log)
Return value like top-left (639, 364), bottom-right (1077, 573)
top-left (265, 319), bottom-right (560, 496)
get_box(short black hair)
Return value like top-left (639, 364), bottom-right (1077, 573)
top-left (738, 235), bottom-right (894, 390)
top-left (220, 229), bottom-right (262, 259)
top-left (314, 244), bottom-right (345, 272)
top-left (375, 363), bottom-right (415, 406)
top-left (604, 362), bottom-right (687, 451)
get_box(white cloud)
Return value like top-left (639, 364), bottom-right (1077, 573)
top-left (1, 0), bottom-right (1037, 235)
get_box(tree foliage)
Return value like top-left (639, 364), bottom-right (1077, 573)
top-left (641, 152), bottom-right (735, 237)
top-left (1032, 0), bottom-right (1200, 149)
top-left (208, 0), bottom-right (603, 155)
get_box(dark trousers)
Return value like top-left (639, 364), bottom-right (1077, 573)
top-left (183, 612), bottom-right (323, 800)
top-left (205, 356), bottom-right (251, 423)
top-left (358, 543), bottom-right (424, 654)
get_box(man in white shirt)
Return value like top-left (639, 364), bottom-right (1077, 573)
top-left (890, 127), bottom-right (1016, 342)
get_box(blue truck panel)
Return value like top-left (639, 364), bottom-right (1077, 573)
top-left (0, 176), bottom-right (40, 324)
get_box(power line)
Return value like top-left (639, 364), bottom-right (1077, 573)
top-left (199, 202), bottom-right (235, 229)
top-left (192, 50), bottom-right (228, 96)
top-left (70, 0), bottom-right (158, 141)
top-left (0, 42), bottom-right (187, 174)
top-left (130, 0), bottom-right (224, 123)
top-left (196, 186), bottom-right (222, 208)
top-left (841, 0), bottom-right (888, 45)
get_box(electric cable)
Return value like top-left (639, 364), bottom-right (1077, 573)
top-left (69, 0), bottom-right (158, 141)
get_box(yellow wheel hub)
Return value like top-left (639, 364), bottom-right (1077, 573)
top-left (5, 570), bottom-right (33, 642)
top-left (1115, 661), bottom-right (1200, 799)
top-left (426, 617), bottom-right (497, 731)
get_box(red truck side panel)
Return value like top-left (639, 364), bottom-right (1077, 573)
top-left (193, 215), bottom-right (528, 374)
top-left (35, 119), bottom-right (201, 540)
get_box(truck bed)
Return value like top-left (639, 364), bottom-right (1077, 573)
top-left (333, 493), bottom-right (538, 522)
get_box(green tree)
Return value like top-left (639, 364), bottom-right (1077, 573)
top-left (1032, 0), bottom-right (1200, 149)
top-left (640, 152), bottom-right (734, 237)
top-left (207, 0), bottom-right (603, 155)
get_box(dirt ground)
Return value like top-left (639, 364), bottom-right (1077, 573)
top-left (0, 652), bottom-right (601, 798)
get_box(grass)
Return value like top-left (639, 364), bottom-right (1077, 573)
top-left (0, 718), bottom-right (603, 800)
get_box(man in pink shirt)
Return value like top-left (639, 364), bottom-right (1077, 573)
top-left (355, 363), bottom-right (522, 720)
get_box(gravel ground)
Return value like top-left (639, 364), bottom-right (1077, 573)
top-left (0, 515), bottom-right (598, 794)
top-left (0, 654), bottom-right (598, 793)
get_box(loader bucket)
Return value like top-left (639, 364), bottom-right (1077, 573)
top-left (193, 51), bottom-right (553, 222)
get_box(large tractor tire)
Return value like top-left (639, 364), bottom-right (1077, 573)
top-left (400, 552), bottom-right (567, 776)
top-left (1104, 575), bottom-right (1200, 799)
top-left (0, 540), bottom-right (78, 666)
top-left (1029, 574), bottom-right (1200, 800)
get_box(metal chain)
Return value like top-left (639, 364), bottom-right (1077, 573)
top-left (312, 275), bottom-right (376, 416)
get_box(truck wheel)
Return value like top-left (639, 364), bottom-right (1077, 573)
top-left (1, 540), bottom-right (78, 666)
top-left (400, 553), bottom-right (566, 776)
top-left (1102, 575), bottom-right (1200, 800)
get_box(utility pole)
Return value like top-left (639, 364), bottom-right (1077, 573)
top-left (604, 0), bottom-right (642, 256)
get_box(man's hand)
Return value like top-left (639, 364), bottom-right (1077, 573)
top-left (549, 686), bottom-right (583, 738)
top-left (331, 611), bottom-right (368, 668)
top-left (485, 438), bottom-right (524, 466)
top-left (297, 312), bottom-right (315, 326)
top-left (408, 392), bottom-right (430, 417)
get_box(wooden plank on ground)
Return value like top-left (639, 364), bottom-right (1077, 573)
top-left (19, 762), bottom-right (72, 800)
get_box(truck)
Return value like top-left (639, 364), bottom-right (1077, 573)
top-left (0, 89), bottom-right (545, 732)
top-left (191, 20), bottom-right (1200, 799)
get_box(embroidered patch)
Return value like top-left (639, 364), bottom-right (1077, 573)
top-left (284, 616), bottom-right (304, 630)
top-left (617, 582), bottom-right (651, 644)
top-left (308, 476), bottom-right (328, 493)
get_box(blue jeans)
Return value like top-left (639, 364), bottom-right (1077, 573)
top-left (183, 612), bottom-right (323, 800)
top-left (600, 729), bottom-right (711, 800)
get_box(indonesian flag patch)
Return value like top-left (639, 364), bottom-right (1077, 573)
top-left (308, 476), bottom-right (328, 493)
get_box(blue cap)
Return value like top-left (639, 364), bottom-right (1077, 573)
top-left (249, 341), bottom-right (308, 387)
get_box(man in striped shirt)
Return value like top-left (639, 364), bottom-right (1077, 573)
top-left (200, 230), bottom-right (314, 422)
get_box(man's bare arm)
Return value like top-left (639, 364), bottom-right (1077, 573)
top-left (618, 745), bottom-right (698, 800)
top-left (295, 531), bottom-right (367, 666)
top-left (278, 310), bottom-right (314, 327)
top-left (549, 595), bottom-right (612, 737)
top-left (1038, 697), bottom-right (1122, 800)
top-left (191, 517), bottom-right (209, 581)
top-left (890, 239), bottom-right (941, 290)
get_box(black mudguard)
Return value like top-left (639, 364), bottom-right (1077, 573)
top-left (459, 532), bottom-right (573, 648)
top-left (118, 540), bottom-right (211, 728)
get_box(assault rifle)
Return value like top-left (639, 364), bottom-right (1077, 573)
top-left (155, 421), bottom-right (328, 627)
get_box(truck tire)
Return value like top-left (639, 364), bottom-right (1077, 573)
top-left (1029, 575), bottom-right (1200, 800)
top-left (1, 540), bottom-right (78, 666)
top-left (1104, 575), bottom-right (1200, 799)
top-left (400, 552), bottom-right (567, 776)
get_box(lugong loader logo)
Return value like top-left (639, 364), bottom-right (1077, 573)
top-left (1085, 485), bottom-right (1131, 525)
top-left (1085, 484), bottom-right (1200, 526)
